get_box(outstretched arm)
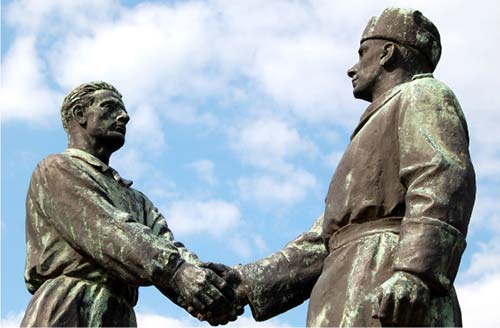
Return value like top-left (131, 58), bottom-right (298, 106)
top-left (240, 214), bottom-right (327, 321)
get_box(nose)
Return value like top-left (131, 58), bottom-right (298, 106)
top-left (347, 64), bottom-right (357, 78)
top-left (117, 110), bottom-right (130, 125)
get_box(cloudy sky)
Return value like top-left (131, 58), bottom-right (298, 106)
top-left (2, 0), bottom-right (499, 326)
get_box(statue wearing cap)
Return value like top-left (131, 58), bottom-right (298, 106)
top-left (201, 7), bottom-right (475, 327)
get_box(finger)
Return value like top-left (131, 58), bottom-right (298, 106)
top-left (177, 296), bottom-right (186, 307)
top-left (407, 292), bottom-right (425, 326)
top-left (235, 305), bottom-right (244, 316)
top-left (187, 305), bottom-right (195, 314)
top-left (207, 273), bottom-right (235, 300)
top-left (190, 297), bottom-right (206, 313)
top-left (204, 283), bottom-right (226, 304)
top-left (371, 290), bottom-right (382, 318)
top-left (378, 290), bottom-right (394, 322)
top-left (204, 262), bottom-right (229, 275)
top-left (412, 306), bottom-right (426, 327)
top-left (185, 305), bottom-right (202, 320)
top-left (197, 292), bottom-right (216, 309)
top-left (196, 312), bottom-right (207, 321)
top-left (392, 292), bottom-right (405, 325)
top-left (213, 313), bottom-right (235, 324)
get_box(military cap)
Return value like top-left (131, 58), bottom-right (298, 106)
top-left (361, 7), bottom-right (441, 71)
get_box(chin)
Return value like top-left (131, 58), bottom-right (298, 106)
top-left (353, 90), bottom-right (372, 102)
top-left (107, 135), bottom-right (126, 152)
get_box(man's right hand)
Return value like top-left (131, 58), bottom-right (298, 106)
top-left (198, 262), bottom-right (247, 325)
top-left (170, 262), bottom-right (234, 318)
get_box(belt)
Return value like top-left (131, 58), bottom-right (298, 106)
top-left (62, 274), bottom-right (138, 306)
top-left (329, 217), bottom-right (402, 251)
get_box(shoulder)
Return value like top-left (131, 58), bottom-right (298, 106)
top-left (401, 75), bottom-right (458, 104)
top-left (36, 152), bottom-right (74, 171)
top-left (398, 75), bottom-right (464, 120)
top-left (32, 152), bottom-right (85, 182)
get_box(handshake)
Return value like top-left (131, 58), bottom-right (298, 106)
top-left (170, 262), bottom-right (248, 326)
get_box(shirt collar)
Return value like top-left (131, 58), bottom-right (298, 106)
top-left (412, 73), bottom-right (434, 80)
top-left (64, 148), bottom-right (133, 187)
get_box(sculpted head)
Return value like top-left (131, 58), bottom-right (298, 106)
top-left (347, 8), bottom-right (441, 102)
top-left (61, 81), bottom-right (129, 155)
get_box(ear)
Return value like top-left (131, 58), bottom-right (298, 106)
top-left (380, 42), bottom-right (397, 68)
top-left (72, 105), bottom-right (87, 126)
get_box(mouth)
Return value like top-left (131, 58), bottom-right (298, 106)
top-left (114, 125), bottom-right (126, 134)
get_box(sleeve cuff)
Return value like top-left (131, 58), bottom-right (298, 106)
top-left (394, 217), bottom-right (466, 294)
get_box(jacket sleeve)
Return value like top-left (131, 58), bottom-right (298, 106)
top-left (31, 155), bottom-right (185, 289)
top-left (394, 79), bottom-right (476, 293)
top-left (240, 214), bottom-right (328, 321)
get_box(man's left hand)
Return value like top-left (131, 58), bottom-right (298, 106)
top-left (371, 271), bottom-right (430, 326)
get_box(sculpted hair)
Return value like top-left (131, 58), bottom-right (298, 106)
top-left (396, 44), bottom-right (434, 74)
top-left (61, 81), bottom-right (122, 134)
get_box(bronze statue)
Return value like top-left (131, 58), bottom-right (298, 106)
top-left (203, 7), bottom-right (476, 327)
top-left (22, 82), bottom-right (243, 326)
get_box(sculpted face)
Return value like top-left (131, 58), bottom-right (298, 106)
top-left (84, 89), bottom-right (129, 152)
top-left (347, 39), bottom-right (385, 102)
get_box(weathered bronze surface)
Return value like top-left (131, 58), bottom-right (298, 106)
top-left (226, 7), bottom-right (475, 327)
top-left (22, 7), bottom-right (476, 327)
top-left (22, 82), bottom-right (242, 326)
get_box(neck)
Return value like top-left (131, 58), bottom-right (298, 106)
top-left (371, 68), bottom-right (413, 101)
top-left (68, 133), bottom-right (113, 165)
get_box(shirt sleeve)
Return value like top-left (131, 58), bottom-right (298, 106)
top-left (31, 154), bottom-right (185, 289)
top-left (394, 79), bottom-right (476, 293)
top-left (241, 214), bottom-right (328, 321)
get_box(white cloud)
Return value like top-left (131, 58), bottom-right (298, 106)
top-left (2, 0), bottom-right (375, 127)
top-left (188, 159), bottom-right (217, 185)
top-left (231, 117), bottom-right (316, 171)
top-left (228, 235), bottom-right (253, 259)
top-left (136, 311), bottom-right (197, 327)
top-left (111, 148), bottom-right (151, 181)
top-left (49, 1), bottom-right (218, 107)
top-left (324, 151), bottom-right (344, 169)
top-left (462, 238), bottom-right (500, 280)
top-left (165, 199), bottom-right (241, 237)
top-left (0, 36), bottom-right (61, 123)
top-left (136, 312), bottom-right (293, 327)
top-left (467, 193), bottom-right (500, 233)
top-left (238, 168), bottom-right (317, 206)
top-left (127, 104), bottom-right (166, 152)
top-left (456, 237), bottom-right (500, 327)
top-left (457, 273), bottom-right (500, 327)
top-left (254, 235), bottom-right (268, 252)
top-left (5, 0), bottom-right (118, 35)
top-left (163, 102), bottom-right (217, 127)
top-left (0, 312), bottom-right (24, 328)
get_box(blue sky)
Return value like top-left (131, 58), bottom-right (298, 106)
top-left (2, 0), bottom-right (500, 326)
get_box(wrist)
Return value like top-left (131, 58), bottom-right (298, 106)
top-left (233, 265), bottom-right (249, 305)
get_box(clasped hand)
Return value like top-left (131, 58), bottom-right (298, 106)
top-left (371, 271), bottom-right (430, 326)
top-left (171, 262), bottom-right (247, 326)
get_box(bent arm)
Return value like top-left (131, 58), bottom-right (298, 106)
top-left (31, 156), bottom-right (185, 289)
top-left (394, 82), bottom-right (476, 293)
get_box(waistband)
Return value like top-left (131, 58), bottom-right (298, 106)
top-left (62, 274), bottom-right (138, 306)
top-left (329, 217), bottom-right (402, 251)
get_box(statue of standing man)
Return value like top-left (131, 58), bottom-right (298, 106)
top-left (22, 82), bottom-right (243, 326)
top-left (206, 7), bottom-right (475, 327)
